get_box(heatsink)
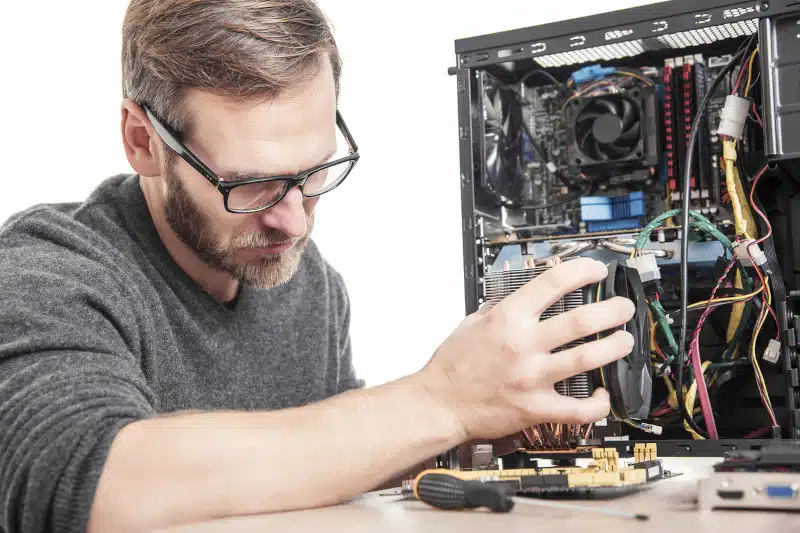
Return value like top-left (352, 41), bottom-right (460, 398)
top-left (484, 265), bottom-right (589, 399)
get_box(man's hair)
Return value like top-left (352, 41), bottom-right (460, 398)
top-left (121, 0), bottom-right (341, 133)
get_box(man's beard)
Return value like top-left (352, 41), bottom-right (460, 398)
top-left (162, 162), bottom-right (313, 289)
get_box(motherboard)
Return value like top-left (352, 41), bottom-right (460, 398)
top-left (479, 53), bottom-right (746, 238)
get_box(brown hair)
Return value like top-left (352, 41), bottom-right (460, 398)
top-left (121, 0), bottom-right (341, 133)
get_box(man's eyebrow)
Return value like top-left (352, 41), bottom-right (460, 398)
top-left (217, 149), bottom-right (337, 181)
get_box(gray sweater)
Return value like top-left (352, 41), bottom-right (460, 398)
top-left (0, 174), bottom-right (363, 533)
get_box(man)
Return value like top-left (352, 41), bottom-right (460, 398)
top-left (0, 1), bottom-right (635, 532)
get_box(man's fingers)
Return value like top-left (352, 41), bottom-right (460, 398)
top-left (494, 257), bottom-right (607, 319)
top-left (542, 330), bottom-right (634, 384)
top-left (536, 296), bottom-right (635, 351)
top-left (536, 388), bottom-right (611, 425)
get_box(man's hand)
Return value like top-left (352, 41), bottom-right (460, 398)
top-left (419, 257), bottom-right (634, 442)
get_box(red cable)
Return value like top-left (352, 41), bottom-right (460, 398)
top-left (745, 244), bottom-right (780, 340)
top-left (750, 165), bottom-right (772, 245)
top-left (732, 61), bottom-right (748, 95)
top-left (746, 165), bottom-right (780, 336)
top-left (752, 104), bottom-right (763, 127)
top-left (688, 258), bottom-right (737, 440)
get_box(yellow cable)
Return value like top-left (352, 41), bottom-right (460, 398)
top-left (750, 276), bottom-right (775, 416)
top-left (648, 308), bottom-right (656, 353)
top-left (723, 142), bottom-right (751, 239)
top-left (727, 269), bottom-right (746, 360)
top-left (617, 71), bottom-right (651, 84)
top-left (690, 285), bottom-right (764, 307)
top-left (744, 48), bottom-right (758, 99)
top-left (683, 361), bottom-right (712, 440)
top-left (665, 180), bottom-right (674, 227)
top-left (722, 143), bottom-right (758, 355)
top-left (663, 374), bottom-right (677, 410)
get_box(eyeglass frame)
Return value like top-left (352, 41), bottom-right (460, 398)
top-left (142, 104), bottom-right (360, 214)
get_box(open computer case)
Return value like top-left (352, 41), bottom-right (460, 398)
top-left (444, 0), bottom-right (800, 470)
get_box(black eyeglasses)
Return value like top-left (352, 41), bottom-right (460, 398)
top-left (142, 104), bottom-right (360, 213)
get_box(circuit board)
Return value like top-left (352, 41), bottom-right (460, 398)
top-left (408, 443), bottom-right (673, 498)
top-left (480, 54), bottom-right (741, 238)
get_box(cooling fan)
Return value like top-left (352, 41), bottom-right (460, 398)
top-left (482, 78), bottom-right (525, 201)
top-left (566, 88), bottom-right (659, 175)
top-left (596, 260), bottom-right (653, 421)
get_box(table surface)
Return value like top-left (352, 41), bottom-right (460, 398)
top-left (154, 459), bottom-right (800, 533)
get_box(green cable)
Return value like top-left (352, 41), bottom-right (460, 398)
top-left (649, 299), bottom-right (678, 361)
top-left (634, 209), bottom-right (733, 251)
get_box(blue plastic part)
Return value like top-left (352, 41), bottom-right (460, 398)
top-left (580, 192), bottom-right (645, 219)
top-left (571, 64), bottom-right (617, 85)
top-left (765, 486), bottom-right (797, 499)
top-left (580, 192), bottom-right (645, 232)
top-left (585, 218), bottom-right (642, 232)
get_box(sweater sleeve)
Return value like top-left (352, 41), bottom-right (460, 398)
top-left (0, 211), bottom-right (157, 533)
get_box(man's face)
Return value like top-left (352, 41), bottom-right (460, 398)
top-left (158, 60), bottom-right (337, 289)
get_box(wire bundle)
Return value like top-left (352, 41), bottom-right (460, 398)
top-left (661, 35), bottom-right (782, 440)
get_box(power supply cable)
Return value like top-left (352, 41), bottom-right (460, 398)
top-left (678, 42), bottom-right (752, 439)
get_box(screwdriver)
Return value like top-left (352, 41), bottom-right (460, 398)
top-left (412, 469), bottom-right (649, 520)
top-left (412, 469), bottom-right (515, 513)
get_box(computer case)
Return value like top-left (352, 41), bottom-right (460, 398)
top-left (445, 0), bottom-right (800, 469)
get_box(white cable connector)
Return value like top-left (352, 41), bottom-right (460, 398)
top-left (734, 240), bottom-right (767, 267)
top-left (763, 339), bottom-right (781, 365)
top-left (717, 94), bottom-right (751, 139)
top-left (626, 254), bottom-right (661, 283)
top-left (637, 422), bottom-right (663, 435)
top-left (546, 161), bottom-right (558, 174)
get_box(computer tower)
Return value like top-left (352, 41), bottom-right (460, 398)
top-left (446, 0), bottom-right (800, 469)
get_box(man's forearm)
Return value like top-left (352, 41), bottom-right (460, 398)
top-left (88, 371), bottom-right (462, 533)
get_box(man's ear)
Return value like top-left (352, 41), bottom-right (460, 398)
top-left (121, 98), bottom-right (163, 178)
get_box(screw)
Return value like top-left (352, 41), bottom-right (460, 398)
top-left (757, 1), bottom-right (769, 11)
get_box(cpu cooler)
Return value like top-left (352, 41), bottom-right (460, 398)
top-left (566, 87), bottom-right (659, 175)
top-left (483, 259), bottom-right (652, 424)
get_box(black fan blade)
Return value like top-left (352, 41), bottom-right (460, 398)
top-left (621, 98), bottom-right (636, 130)
top-left (575, 120), bottom-right (593, 144)
top-left (592, 137), bottom-right (609, 161)
top-left (617, 121), bottom-right (641, 145)
top-left (577, 111), bottom-right (602, 126)
top-left (602, 142), bottom-right (632, 158)
top-left (593, 98), bottom-right (618, 117)
top-left (578, 127), bottom-right (594, 157)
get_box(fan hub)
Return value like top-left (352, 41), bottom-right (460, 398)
top-left (592, 114), bottom-right (624, 144)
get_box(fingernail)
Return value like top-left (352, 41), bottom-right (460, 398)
top-left (620, 330), bottom-right (635, 348)
top-left (624, 297), bottom-right (636, 317)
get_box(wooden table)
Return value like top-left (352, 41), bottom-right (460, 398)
top-left (154, 459), bottom-right (800, 532)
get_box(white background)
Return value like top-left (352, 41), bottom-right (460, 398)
top-left (0, 0), bottom-right (660, 387)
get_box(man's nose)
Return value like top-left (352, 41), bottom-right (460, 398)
top-left (258, 186), bottom-right (308, 239)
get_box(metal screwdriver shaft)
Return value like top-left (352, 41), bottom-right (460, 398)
top-left (512, 497), bottom-right (649, 520)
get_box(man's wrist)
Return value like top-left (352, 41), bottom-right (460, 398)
top-left (404, 368), bottom-right (467, 448)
